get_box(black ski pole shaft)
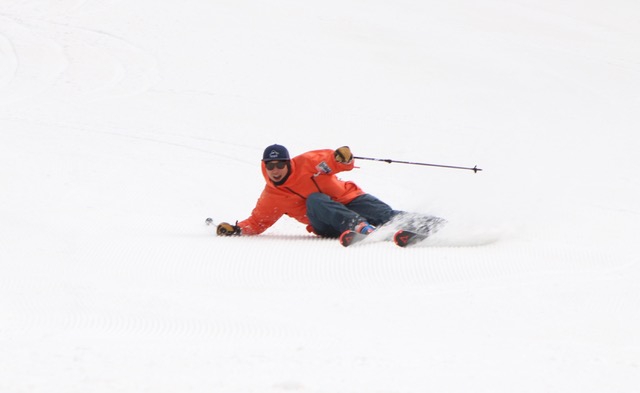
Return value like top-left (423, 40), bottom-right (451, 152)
top-left (353, 156), bottom-right (482, 173)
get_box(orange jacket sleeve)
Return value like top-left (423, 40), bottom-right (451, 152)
top-left (236, 188), bottom-right (284, 235)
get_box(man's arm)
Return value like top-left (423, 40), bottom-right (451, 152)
top-left (217, 188), bottom-right (283, 236)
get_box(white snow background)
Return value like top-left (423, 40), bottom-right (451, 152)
top-left (1, 1), bottom-right (639, 392)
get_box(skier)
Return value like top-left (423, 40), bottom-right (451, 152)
top-left (216, 144), bottom-right (443, 246)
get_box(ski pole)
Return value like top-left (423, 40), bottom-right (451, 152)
top-left (353, 156), bottom-right (482, 173)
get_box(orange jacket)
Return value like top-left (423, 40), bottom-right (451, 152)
top-left (237, 149), bottom-right (364, 235)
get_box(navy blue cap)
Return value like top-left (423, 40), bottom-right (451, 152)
top-left (262, 144), bottom-right (290, 161)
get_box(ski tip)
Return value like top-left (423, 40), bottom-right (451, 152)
top-left (393, 229), bottom-right (427, 247)
top-left (339, 230), bottom-right (357, 247)
top-left (393, 230), bottom-right (411, 247)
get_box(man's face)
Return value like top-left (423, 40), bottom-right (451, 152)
top-left (265, 160), bottom-right (289, 183)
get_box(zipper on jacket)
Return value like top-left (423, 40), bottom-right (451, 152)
top-left (285, 187), bottom-right (307, 200)
top-left (284, 177), bottom-right (322, 200)
top-left (310, 176), bottom-right (322, 193)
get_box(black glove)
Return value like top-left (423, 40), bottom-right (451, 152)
top-left (217, 222), bottom-right (241, 236)
top-left (334, 146), bottom-right (353, 163)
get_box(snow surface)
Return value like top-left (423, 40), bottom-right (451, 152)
top-left (1, 1), bottom-right (639, 392)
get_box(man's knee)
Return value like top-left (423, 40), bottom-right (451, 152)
top-left (346, 194), bottom-right (398, 225)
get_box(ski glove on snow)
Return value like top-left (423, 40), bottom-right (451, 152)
top-left (217, 222), bottom-right (241, 236)
top-left (334, 146), bottom-right (353, 164)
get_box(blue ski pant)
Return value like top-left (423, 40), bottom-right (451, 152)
top-left (306, 192), bottom-right (402, 238)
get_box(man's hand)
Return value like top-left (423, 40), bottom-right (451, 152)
top-left (217, 222), bottom-right (241, 236)
top-left (334, 146), bottom-right (353, 164)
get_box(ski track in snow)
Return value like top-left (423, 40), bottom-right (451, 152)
top-left (0, 14), bottom-right (66, 104)
top-left (0, 28), bottom-right (17, 92)
top-left (0, 11), bottom-right (158, 105)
